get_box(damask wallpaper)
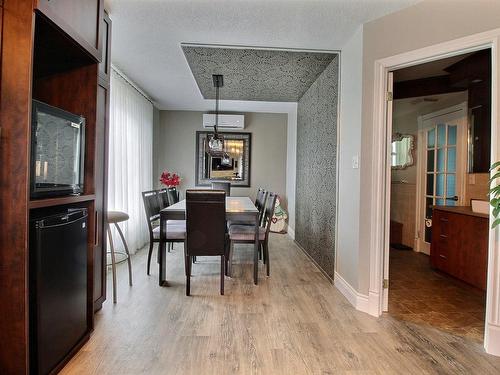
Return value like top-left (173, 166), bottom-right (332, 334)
top-left (295, 56), bottom-right (339, 279)
top-left (182, 46), bottom-right (336, 102)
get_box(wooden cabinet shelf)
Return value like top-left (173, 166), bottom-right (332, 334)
top-left (29, 194), bottom-right (96, 209)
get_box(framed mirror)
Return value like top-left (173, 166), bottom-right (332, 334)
top-left (391, 133), bottom-right (415, 169)
top-left (196, 131), bottom-right (251, 187)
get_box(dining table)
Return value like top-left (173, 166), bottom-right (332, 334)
top-left (159, 196), bottom-right (260, 286)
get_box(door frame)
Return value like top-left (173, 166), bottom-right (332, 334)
top-left (415, 102), bottom-right (468, 255)
top-left (368, 28), bottom-right (500, 355)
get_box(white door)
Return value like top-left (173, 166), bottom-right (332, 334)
top-left (416, 104), bottom-right (468, 255)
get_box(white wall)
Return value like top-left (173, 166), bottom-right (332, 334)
top-left (336, 26), bottom-right (363, 290)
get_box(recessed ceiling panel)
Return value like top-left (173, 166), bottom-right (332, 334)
top-left (182, 46), bottom-right (337, 102)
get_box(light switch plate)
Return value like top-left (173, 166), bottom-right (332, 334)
top-left (352, 155), bottom-right (359, 169)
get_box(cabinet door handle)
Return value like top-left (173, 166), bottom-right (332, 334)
top-left (439, 254), bottom-right (447, 259)
top-left (440, 218), bottom-right (449, 222)
top-left (440, 234), bottom-right (448, 238)
top-left (94, 211), bottom-right (99, 246)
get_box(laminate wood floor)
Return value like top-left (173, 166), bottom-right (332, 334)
top-left (61, 234), bottom-right (500, 375)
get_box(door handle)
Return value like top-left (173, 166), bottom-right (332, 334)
top-left (94, 211), bottom-right (99, 246)
top-left (445, 196), bottom-right (459, 201)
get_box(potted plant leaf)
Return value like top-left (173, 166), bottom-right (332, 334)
top-left (491, 161), bottom-right (500, 228)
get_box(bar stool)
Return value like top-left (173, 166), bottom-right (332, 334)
top-left (107, 211), bottom-right (133, 303)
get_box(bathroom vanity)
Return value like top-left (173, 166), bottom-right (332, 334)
top-left (431, 206), bottom-right (489, 290)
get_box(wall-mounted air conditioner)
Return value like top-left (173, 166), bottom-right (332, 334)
top-left (202, 114), bottom-right (245, 129)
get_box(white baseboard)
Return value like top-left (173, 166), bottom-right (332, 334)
top-left (485, 323), bottom-right (500, 356)
top-left (334, 271), bottom-right (370, 314)
top-left (287, 226), bottom-right (295, 240)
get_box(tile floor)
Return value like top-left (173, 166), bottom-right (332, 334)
top-left (388, 248), bottom-right (486, 342)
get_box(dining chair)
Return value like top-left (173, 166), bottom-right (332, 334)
top-left (185, 190), bottom-right (227, 296)
top-left (167, 186), bottom-right (180, 206)
top-left (254, 188), bottom-right (268, 225)
top-left (211, 181), bottom-right (231, 196)
top-left (142, 190), bottom-right (185, 275)
top-left (158, 188), bottom-right (170, 209)
top-left (228, 192), bottom-right (277, 277)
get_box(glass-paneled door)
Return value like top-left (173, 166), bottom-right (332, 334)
top-left (418, 104), bottom-right (467, 254)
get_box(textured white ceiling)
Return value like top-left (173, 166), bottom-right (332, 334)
top-left (105, 0), bottom-right (420, 111)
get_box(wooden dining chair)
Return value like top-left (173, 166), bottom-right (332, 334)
top-left (142, 190), bottom-right (185, 275)
top-left (158, 188), bottom-right (170, 209)
top-left (255, 188), bottom-right (268, 225)
top-left (185, 190), bottom-right (227, 296)
top-left (228, 192), bottom-right (277, 277)
top-left (211, 181), bottom-right (231, 196)
top-left (167, 187), bottom-right (180, 206)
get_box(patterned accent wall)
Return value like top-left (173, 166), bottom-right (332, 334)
top-left (182, 46), bottom-right (336, 102)
top-left (295, 56), bottom-right (339, 279)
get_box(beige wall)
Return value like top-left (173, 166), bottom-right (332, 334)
top-left (355, 0), bottom-right (500, 294)
top-left (156, 110), bottom-right (288, 207)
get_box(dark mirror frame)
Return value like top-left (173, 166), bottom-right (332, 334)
top-left (195, 131), bottom-right (251, 187)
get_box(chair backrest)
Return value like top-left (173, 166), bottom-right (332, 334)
top-left (142, 190), bottom-right (161, 233)
top-left (255, 188), bottom-right (268, 223)
top-left (158, 188), bottom-right (170, 209)
top-left (211, 181), bottom-right (231, 196)
top-left (167, 187), bottom-right (179, 206)
top-left (186, 190), bottom-right (226, 257)
top-left (261, 192), bottom-right (277, 240)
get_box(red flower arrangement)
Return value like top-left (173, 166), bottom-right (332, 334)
top-left (160, 171), bottom-right (181, 187)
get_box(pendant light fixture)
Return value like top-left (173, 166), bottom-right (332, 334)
top-left (207, 74), bottom-right (225, 156)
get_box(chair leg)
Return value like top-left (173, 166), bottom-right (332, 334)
top-left (220, 255), bottom-right (225, 295)
top-left (186, 256), bottom-right (191, 296)
top-left (107, 225), bottom-right (117, 304)
top-left (228, 241), bottom-right (234, 277)
top-left (264, 241), bottom-right (270, 277)
top-left (192, 256), bottom-right (196, 264)
top-left (168, 242), bottom-right (171, 252)
top-left (261, 242), bottom-right (266, 264)
top-left (115, 223), bottom-right (133, 286)
top-left (147, 241), bottom-right (154, 275)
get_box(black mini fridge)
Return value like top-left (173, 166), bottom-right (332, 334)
top-left (30, 208), bottom-right (88, 375)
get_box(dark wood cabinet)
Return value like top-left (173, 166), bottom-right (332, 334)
top-left (35, 0), bottom-right (104, 61)
top-left (431, 208), bottom-right (488, 290)
top-left (94, 11), bottom-right (111, 312)
top-left (445, 49), bottom-right (492, 173)
top-left (98, 11), bottom-right (112, 80)
top-left (0, 0), bottom-right (108, 373)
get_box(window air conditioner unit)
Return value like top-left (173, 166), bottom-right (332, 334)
top-left (202, 114), bottom-right (245, 129)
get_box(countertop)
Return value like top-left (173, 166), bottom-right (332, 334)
top-left (433, 205), bottom-right (489, 219)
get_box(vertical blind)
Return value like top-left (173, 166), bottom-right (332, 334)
top-left (108, 69), bottom-right (153, 254)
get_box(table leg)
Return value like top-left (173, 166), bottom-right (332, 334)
top-left (159, 214), bottom-right (167, 286)
top-left (254, 213), bottom-right (259, 285)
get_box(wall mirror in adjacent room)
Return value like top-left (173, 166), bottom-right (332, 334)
top-left (195, 131), bottom-right (251, 187)
top-left (391, 133), bottom-right (415, 169)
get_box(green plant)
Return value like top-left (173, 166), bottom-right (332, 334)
top-left (490, 160), bottom-right (500, 228)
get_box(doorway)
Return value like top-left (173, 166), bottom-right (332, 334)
top-left (378, 45), bottom-right (495, 346)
